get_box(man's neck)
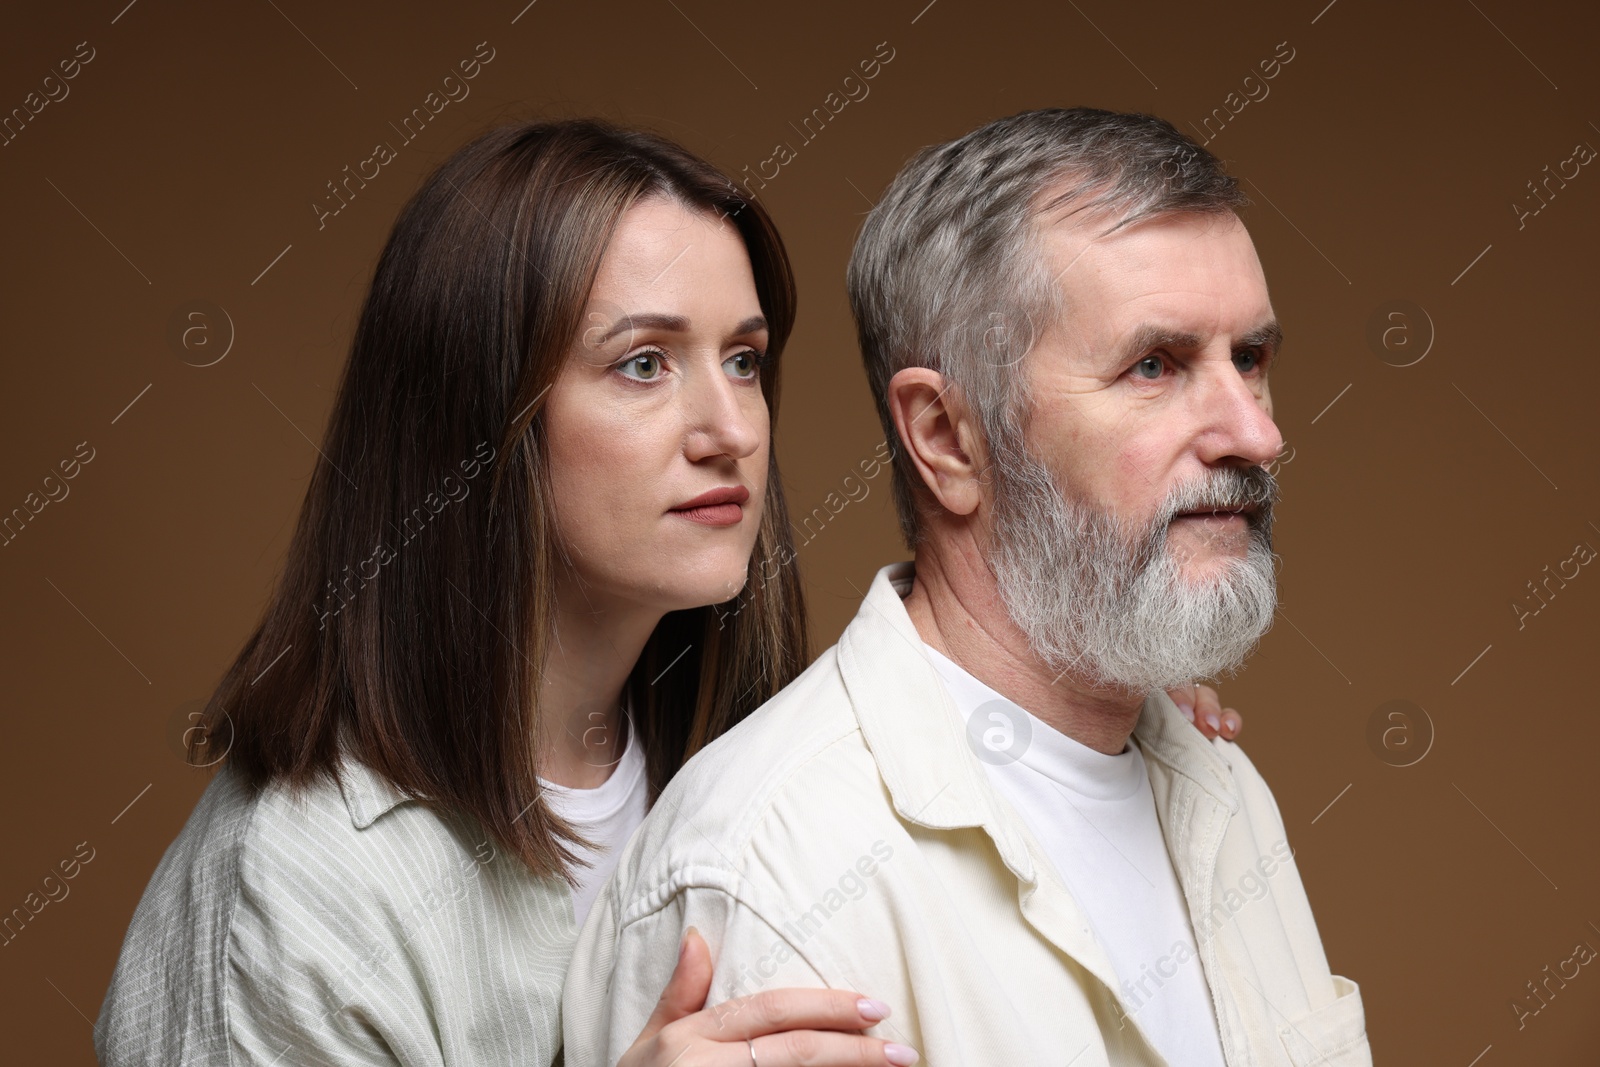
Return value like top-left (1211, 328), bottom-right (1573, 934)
top-left (902, 537), bottom-right (1146, 756)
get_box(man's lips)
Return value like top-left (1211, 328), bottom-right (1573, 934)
top-left (1173, 506), bottom-right (1254, 525)
top-left (669, 485), bottom-right (750, 527)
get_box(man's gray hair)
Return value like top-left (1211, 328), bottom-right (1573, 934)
top-left (846, 107), bottom-right (1249, 546)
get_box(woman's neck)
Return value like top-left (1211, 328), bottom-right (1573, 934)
top-left (539, 577), bottom-right (662, 789)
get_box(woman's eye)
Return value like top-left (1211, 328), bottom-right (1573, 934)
top-left (1133, 355), bottom-right (1164, 380)
top-left (617, 351), bottom-right (664, 381)
top-left (725, 350), bottom-right (763, 379)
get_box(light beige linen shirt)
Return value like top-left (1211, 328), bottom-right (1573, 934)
top-left (564, 561), bottom-right (1372, 1066)
top-left (95, 752), bottom-right (576, 1066)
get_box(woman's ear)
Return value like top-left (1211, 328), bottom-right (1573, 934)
top-left (886, 367), bottom-right (987, 518)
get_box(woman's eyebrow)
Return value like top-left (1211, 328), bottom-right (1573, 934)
top-left (595, 312), bottom-right (768, 344)
top-left (594, 312), bottom-right (689, 344)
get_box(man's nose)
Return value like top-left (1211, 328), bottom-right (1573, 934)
top-left (1195, 361), bottom-right (1283, 469)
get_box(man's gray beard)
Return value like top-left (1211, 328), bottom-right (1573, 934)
top-left (987, 438), bottom-right (1280, 696)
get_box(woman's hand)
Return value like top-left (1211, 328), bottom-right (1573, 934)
top-left (620, 927), bottom-right (919, 1066)
top-left (1166, 682), bottom-right (1243, 741)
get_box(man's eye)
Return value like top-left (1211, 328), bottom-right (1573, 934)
top-left (1134, 355), bottom-right (1164, 380)
top-left (1235, 348), bottom-right (1262, 372)
top-left (617, 351), bottom-right (664, 380)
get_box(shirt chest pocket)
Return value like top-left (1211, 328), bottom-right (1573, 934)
top-left (1276, 975), bottom-right (1372, 1067)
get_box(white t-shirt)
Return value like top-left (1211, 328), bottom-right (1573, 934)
top-left (924, 644), bottom-right (1227, 1067)
top-left (538, 711), bottom-right (650, 927)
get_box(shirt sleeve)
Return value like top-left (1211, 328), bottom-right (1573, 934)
top-left (225, 823), bottom-right (447, 1067)
top-left (224, 796), bottom-right (571, 1067)
top-left (565, 879), bottom-right (831, 1065)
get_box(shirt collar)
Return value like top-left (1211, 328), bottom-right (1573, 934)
top-left (835, 561), bottom-right (1239, 861)
top-left (333, 689), bottom-right (641, 832)
top-left (923, 642), bottom-right (1148, 803)
top-left (334, 747), bottom-right (416, 830)
top-left (1133, 687), bottom-right (1242, 811)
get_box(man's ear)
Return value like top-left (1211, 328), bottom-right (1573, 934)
top-left (886, 367), bottom-right (987, 518)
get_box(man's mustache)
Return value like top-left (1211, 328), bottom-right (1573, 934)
top-left (1157, 465), bottom-right (1279, 529)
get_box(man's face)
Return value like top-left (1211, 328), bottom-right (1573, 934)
top-left (1026, 209), bottom-right (1283, 570)
top-left (981, 208), bottom-right (1285, 695)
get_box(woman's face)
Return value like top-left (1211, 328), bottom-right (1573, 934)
top-left (544, 195), bottom-right (772, 616)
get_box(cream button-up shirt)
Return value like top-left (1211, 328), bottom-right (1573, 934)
top-left (564, 561), bottom-right (1372, 1066)
top-left (96, 750), bottom-right (577, 1067)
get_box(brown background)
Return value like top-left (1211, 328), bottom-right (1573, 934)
top-left (3, 0), bottom-right (1598, 1061)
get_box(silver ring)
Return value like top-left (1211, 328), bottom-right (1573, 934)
top-left (746, 1036), bottom-right (758, 1066)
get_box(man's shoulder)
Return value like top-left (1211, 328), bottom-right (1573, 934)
top-left (658, 643), bottom-right (878, 828)
top-left (613, 644), bottom-right (891, 900)
top-left (1136, 691), bottom-right (1282, 812)
top-left (1208, 735), bottom-right (1286, 824)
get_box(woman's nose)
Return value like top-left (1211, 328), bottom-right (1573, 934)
top-left (683, 368), bottom-right (762, 462)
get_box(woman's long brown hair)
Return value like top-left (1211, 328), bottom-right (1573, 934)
top-left (192, 118), bottom-right (808, 883)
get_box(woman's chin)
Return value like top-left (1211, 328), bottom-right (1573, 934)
top-left (656, 567), bottom-right (753, 614)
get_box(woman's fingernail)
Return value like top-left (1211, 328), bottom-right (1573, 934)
top-left (680, 926), bottom-right (699, 962)
top-left (1205, 713), bottom-right (1221, 732)
top-left (884, 1044), bottom-right (920, 1066)
top-left (1178, 702), bottom-right (1194, 722)
top-left (858, 997), bottom-right (891, 1021)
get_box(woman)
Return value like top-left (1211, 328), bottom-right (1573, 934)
top-left (94, 118), bottom-right (1243, 1067)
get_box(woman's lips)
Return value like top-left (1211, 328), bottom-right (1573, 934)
top-left (671, 502), bottom-right (744, 526)
top-left (669, 485), bottom-right (749, 527)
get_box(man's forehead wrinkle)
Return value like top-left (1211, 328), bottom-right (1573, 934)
top-left (1041, 203), bottom-right (1132, 285)
top-left (1049, 237), bottom-right (1099, 287)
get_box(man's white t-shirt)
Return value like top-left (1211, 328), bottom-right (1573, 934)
top-left (924, 644), bottom-right (1227, 1067)
top-left (539, 712), bottom-right (650, 927)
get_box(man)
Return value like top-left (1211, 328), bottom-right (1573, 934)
top-left (564, 107), bottom-right (1371, 1066)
